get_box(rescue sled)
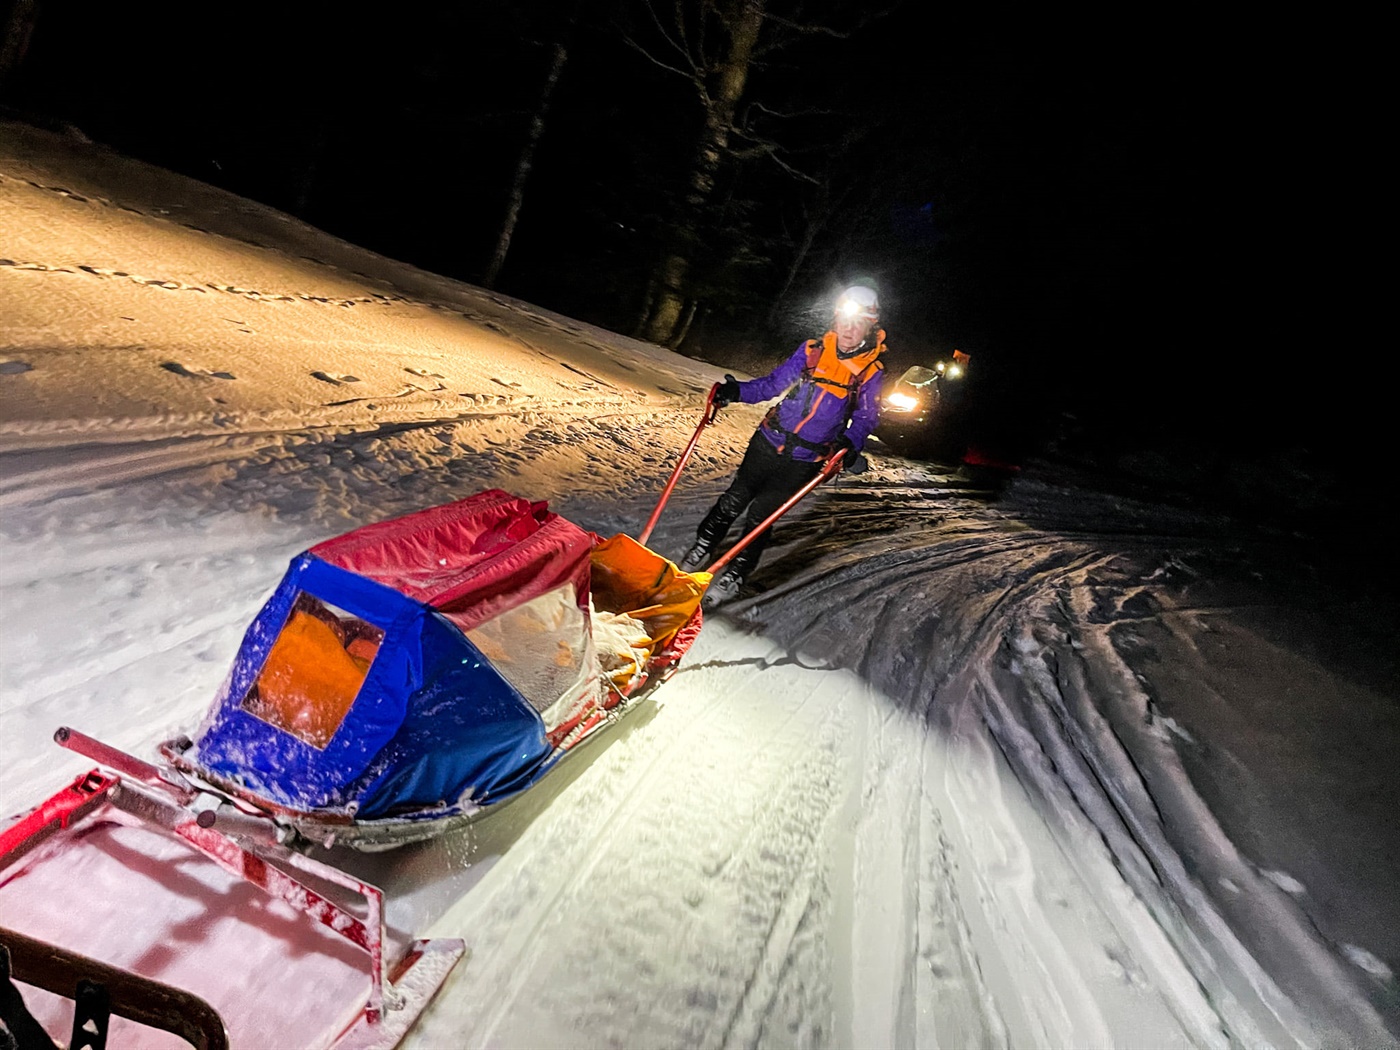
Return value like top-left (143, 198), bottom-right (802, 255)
top-left (154, 487), bottom-right (712, 851)
top-left (0, 383), bottom-right (848, 1048)
top-left (148, 380), bottom-right (845, 853)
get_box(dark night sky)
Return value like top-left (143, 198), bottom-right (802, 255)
top-left (1, 1), bottom-right (1385, 526)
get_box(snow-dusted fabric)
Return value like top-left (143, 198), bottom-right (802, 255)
top-left (188, 492), bottom-right (605, 818)
top-left (591, 606), bottom-right (655, 691)
top-left (310, 489), bottom-right (594, 635)
top-left (589, 533), bottom-right (707, 666)
top-left (189, 555), bottom-right (552, 818)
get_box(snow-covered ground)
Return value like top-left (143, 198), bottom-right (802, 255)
top-left (2, 120), bottom-right (1396, 1048)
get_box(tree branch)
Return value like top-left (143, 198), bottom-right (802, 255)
top-left (728, 137), bottom-right (821, 183)
top-left (620, 32), bottom-right (704, 89)
top-left (743, 98), bottom-right (842, 123)
top-left (753, 2), bottom-right (899, 56)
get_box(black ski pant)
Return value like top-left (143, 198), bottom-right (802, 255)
top-left (694, 430), bottom-right (823, 579)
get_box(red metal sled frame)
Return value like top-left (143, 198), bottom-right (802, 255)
top-left (1, 730), bottom-right (465, 1050)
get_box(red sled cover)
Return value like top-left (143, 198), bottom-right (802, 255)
top-left (311, 489), bottom-right (594, 634)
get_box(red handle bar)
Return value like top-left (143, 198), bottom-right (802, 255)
top-left (637, 383), bottom-right (721, 547)
top-left (704, 450), bottom-right (845, 579)
top-left (637, 387), bottom-right (848, 582)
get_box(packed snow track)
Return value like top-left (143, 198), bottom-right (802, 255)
top-left (3, 122), bottom-right (1396, 1049)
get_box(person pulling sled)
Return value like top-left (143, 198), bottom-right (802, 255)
top-left (683, 284), bottom-right (887, 605)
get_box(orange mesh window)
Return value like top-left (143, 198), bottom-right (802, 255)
top-left (241, 594), bottom-right (383, 749)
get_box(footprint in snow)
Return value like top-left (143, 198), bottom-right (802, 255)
top-left (161, 362), bottom-right (236, 380)
top-left (406, 367), bottom-right (445, 379)
top-left (0, 360), bottom-right (33, 375)
top-left (1260, 869), bottom-right (1306, 895)
top-left (208, 283), bottom-right (294, 302)
top-left (45, 185), bottom-right (89, 202)
top-left (1341, 944), bottom-right (1393, 981)
top-left (311, 371), bottom-right (361, 385)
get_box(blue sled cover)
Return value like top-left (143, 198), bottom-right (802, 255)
top-left (184, 491), bottom-right (600, 820)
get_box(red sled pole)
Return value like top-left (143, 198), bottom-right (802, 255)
top-left (637, 383), bottom-right (721, 547)
top-left (704, 450), bottom-right (845, 580)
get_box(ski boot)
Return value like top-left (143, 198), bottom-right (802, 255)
top-left (680, 540), bottom-right (712, 572)
top-left (701, 567), bottom-right (744, 610)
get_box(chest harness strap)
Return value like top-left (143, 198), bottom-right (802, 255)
top-left (764, 332), bottom-right (883, 455)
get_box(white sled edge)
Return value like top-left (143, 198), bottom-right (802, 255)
top-left (331, 937), bottom-right (466, 1050)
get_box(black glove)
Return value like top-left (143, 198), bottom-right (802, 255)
top-left (715, 374), bottom-right (741, 407)
top-left (833, 434), bottom-right (869, 474)
top-left (833, 434), bottom-right (857, 465)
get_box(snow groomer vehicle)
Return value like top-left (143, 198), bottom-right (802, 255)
top-left (875, 349), bottom-right (971, 456)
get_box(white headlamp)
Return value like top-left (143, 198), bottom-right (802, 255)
top-left (835, 285), bottom-right (879, 322)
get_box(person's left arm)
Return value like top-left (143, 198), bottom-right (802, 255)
top-left (844, 367), bottom-right (886, 451)
top-left (738, 343), bottom-right (809, 403)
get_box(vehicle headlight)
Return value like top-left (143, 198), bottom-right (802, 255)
top-left (887, 392), bottom-right (919, 411)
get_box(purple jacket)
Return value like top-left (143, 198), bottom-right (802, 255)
top-left (737, 338), bottom-right (886, 462)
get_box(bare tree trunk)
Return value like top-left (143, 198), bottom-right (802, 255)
top-left (632, 274), bottom-right (659, 339)
top-left (642, 252), bottom-right (692, 346)
top-left (291, 121), bottom-right (329, 218)
top-left (0, 0), bottom-right (40, 92)
top-left (483, 38), bottom-right (569, 289)
top-left (671, 297), bottom-right (700, 347)
top-left (768, 190), bottom-right (826, 327)
top-left (639, 0), bottom-right (765, 346)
